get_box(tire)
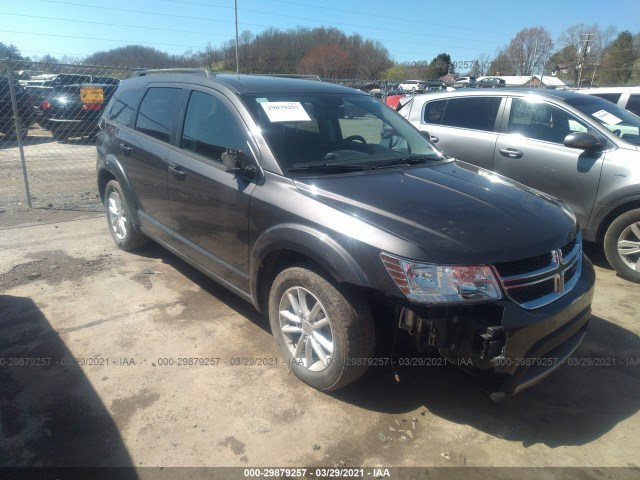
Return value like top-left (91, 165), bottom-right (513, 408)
top-left (603, 208), bottom-right (640, 283)
top-left (51, 130), bottom-right (68, 141)
top-left (268, 266), bottom-right (375, 391)
top-left (104, 180), bottom-right (149, 251)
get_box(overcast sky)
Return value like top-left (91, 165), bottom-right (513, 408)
top-left (1, 0), bottom-right (639, 63)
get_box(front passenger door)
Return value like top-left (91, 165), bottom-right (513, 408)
top-left (493, 97), bottom-right (605, 228)
top-left (167, 89), bottom-right (258, 292)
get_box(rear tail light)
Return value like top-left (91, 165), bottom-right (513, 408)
top-left (82, 103), bottom-right (103, 111)
top-left (41, 101), bottom-right (52, 110)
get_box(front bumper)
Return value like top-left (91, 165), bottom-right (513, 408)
top-left (493, 255), bottom-right (595, 396)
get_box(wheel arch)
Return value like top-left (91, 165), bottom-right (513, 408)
top-left (250, 224), bottom-right (371, 314)
top-left (97, 155), bottom-right (142, 226)
top-left (592, 197), bottom-right (640, 243)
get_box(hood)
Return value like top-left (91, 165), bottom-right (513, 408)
top-left (294, 160), bottom-right (578, 265)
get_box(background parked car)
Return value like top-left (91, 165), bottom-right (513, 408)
top-left (0, 76), bottom-right (37, 140)
top-left (398, 79), bottom-right (426, 92)
top-left (399, 88), bottom-right (640, 282)
top-left (477, 77), bottom-right (506, 88)
top-left (40, 81), bottom-right (119, 140)
top-left (579, 87), bottom-right (640, 116)
top-left (453, 76), bottom-right (477, 88)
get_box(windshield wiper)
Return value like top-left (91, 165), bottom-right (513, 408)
top-left (287, 163), bottom-right (370, 173)
top-left (372, 156), bottom-right (433, 169)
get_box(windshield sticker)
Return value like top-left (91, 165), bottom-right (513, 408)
top-left (592, 109), bottom-right (623, 125)
top-left (260, 102), bottom-right (311, 122)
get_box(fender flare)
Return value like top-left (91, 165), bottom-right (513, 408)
top-left (98, 154), bottom-right (142, 226)
top-left (250, 224), bottom-right (371, 310)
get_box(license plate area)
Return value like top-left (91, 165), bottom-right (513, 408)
top-left (80, 86), bottom-right (104, 103)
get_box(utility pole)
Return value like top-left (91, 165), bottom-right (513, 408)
top-left (577, 33), bottom-right (597, 87)
top-left (234, 0), bottom-right (239, 75)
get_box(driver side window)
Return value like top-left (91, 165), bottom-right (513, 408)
top-left (181, 91), bottom-right (247, 163)
top-left (509, 98), bottom-right (589, 144)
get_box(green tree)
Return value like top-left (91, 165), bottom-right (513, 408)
top-left (383, 64), bottom-right (407, 81)
top-left (424, 53), bottom-right (451, 79)
top-left (598, 31), bottom-right (637, 84)
top-left (0, 42), bottom-right (24, 60)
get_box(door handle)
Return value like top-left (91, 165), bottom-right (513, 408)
top-left (119, 143), bottom-right (132, 155)
top-left (499, 148), bottom-right (523, 159)
top-left (430, 135), bottom-right (439, 143)
top-left (168, 163), bottom-right (186, 179)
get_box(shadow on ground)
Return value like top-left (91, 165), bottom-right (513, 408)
top-left (0, 295), bottom-right (137, 475)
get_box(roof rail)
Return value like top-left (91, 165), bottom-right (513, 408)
top-left (253, 74), bottom-right (322, 82)
top-left (136, 68), bottom-right (215, 78)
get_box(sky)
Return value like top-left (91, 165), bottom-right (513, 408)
top-left (1, 0), bottom-right (639, 65)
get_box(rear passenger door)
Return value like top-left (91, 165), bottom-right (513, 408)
top-left (417, 96), bottom-right (504, 170)
top-left (167, 89), bottom-right (258, 293)
top-left (112, 85), bottom-right (183, 245)
top-left (493, 97), bottom-right (605, 228)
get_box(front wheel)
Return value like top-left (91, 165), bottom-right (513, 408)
top-left (269, 266), bottom-right (375, 391)
top-left (604, 208), bottom-right (640, 283)
top-left (104, 180), bottom-right (149, 251)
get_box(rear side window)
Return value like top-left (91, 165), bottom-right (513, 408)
top-left (626, 95), bottom-right (640, 116)
top-left (135, 87), bottom-right (182, 143)
top-left (180, 91), bottom-right (247, 163)
top-left (441, 97), bottom-right (502, 132)
top-left (590, 93), bottom-right (622, 104)
top-left (423, 100), bottom-right (446, 124)
top-left (105, 87), bottom-right (144, 127)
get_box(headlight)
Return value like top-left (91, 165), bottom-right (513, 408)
top-left (380, 252), bottom-right (502, 303)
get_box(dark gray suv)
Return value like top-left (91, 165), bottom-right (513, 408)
top-left (400, 89), bottom-right (640, 283)
top-left (96, 72), bottom-right (595, 399)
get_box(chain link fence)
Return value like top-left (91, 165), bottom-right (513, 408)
top-left (0, 60), bottom-right (139, 226)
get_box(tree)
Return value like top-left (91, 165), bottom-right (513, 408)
top-left (424, 53), bottom-right (452, 79)
top-left (556, 24), bottom-right (617, 84)
top-left (487, 49), bottom-right (512, 76)
top-left (0, 42), bottom-right (24, 60)
top-left (506, 27), bottom-right (553, 75)
top-left (383, 64), bottom-right (407, 81)
top-left (298, 44), bottom-right (350, 78)
top-left (598, 31), bottom-right (638, 84)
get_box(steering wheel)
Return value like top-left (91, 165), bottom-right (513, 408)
top-left (343, 135), bottom-right (367, 144)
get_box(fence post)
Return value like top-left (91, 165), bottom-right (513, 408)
top-left (7, 66), bottom-right (32, 209)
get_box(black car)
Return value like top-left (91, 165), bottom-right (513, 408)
top-left (96, 72), bottom-right (595, 400)
top-left (477, 77), bottom-right (506, 88)
top-left (0, 77), bottom-right (37, 140)
top-left (40, 82), bottom-right (118, 140)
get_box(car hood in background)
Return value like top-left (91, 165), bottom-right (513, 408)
top-left (294, 160), bottom-right (577, 265)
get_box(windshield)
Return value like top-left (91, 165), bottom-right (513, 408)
top-left (565, 96), bottom-right (640, 146)
top-left (240, 92), bottom-right (443, 176)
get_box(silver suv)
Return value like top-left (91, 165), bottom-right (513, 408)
top-left (399, 88), bottom-right (640, 282)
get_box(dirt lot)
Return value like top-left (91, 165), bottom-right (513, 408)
top-left (1, 210), bottom-right (640, 479)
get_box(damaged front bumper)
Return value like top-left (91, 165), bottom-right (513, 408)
top-left (396, 255), bottom-right (596, 399)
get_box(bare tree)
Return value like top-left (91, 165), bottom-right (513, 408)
top-left (506, 27), bottom-right (553, 75)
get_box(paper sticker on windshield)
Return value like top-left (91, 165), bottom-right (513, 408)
top-left (592, 109), bottom-right (622, 125)
top-left (260, 102), bottom-right (311, 122)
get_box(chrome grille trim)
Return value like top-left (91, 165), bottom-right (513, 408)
top-left (495, 233), bottom-right (583, 310)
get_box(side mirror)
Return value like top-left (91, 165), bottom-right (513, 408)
top-left (563, 132), bottom-right (602, 150)
top-left (221, 149), bottom-right (257, 179)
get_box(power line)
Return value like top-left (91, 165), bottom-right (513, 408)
top-left (34, 0), bottom-right (503, 47)
top-left (267, 0), bottom-right (511, 37)
top-left (1, 30), bottom-right (206, 50)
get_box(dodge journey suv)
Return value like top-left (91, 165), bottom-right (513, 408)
top-left (96, 71), bottom-right (595, 400)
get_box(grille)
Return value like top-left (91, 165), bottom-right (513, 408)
top-left (495, 234), bottom-right (582, 310)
